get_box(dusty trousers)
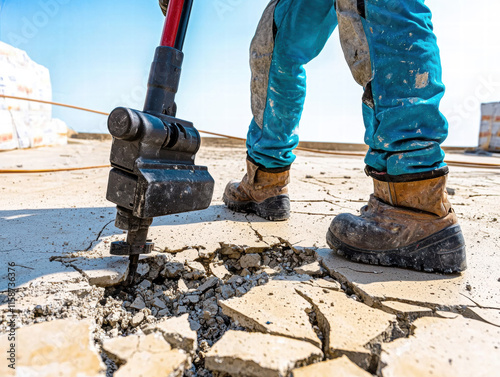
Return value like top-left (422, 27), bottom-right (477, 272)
top-left (246, 0), bottom-right (449, 176)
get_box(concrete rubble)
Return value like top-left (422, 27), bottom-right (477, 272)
top-left (1, 140), bottom-right (499, 376)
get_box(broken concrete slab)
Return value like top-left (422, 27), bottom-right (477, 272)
top-left (294, 261), bottom-right (324, 277)
top-left (300, 278), bottom-right (341, 291)
top-left (316, 249), bottom-right (474, 308)
top-left (70, 256), bottom-right (129, 287)
top-left (220, 279), bottom-right (321, 347)
top-left (296, 285), bottom-right (396, 369)
top-left (205, 330), bottom-right (323, 377)
top-left (143, 313), bottom-right (197, 353)
top-left (292, 355), bottom-right (372, 377)
top-left (379, 301), bottom-right (433, 319)
top-left (0, 319), bottom-right (105, 377)
top-left (380, 317), bottom-right (500, 377)
top-left (102, 332), bottom-right (189, 377)
top-left (114, 349), bottom-right (189, 377)
top-left (102, 333), bottom-right (172, 366)
top-left (0, 252), bottom-right (83, 292)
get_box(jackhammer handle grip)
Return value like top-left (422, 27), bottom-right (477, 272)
top-left (161, 0), bottom-right (194, 51)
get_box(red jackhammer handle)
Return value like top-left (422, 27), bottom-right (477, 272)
top-left (161, 0), bottom-right (186, 48)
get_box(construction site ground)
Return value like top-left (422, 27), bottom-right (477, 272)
top-left (1, 139), bottom-right (499, 377)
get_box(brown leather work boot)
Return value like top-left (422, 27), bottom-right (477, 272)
top-left (223, 160), bottom-right (290, 221)
top-left (327, 167), bottom-right (467, 273)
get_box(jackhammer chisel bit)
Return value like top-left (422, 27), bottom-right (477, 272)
top-left (104, 0), bottom-right (214, 286)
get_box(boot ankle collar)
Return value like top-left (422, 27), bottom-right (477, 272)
top-left (247, 154), bottom-right (292, 173)
top-left (365, 165), bottom-right (449, 183)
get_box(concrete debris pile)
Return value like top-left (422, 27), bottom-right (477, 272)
top-left (2, 236), bottom-right (499, 377)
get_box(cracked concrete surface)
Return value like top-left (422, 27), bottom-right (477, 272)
top-left (1, 140), bottom-right (500, 376)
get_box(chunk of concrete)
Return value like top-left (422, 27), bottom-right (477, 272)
top-left (205, 330), bottom-right (323, 377)
top-left (292, 356), bottom-right (372, 377)
top-left (177, 279), bottom-right (190, 293)
top-left (220, 280), bottom-right (321, 347)
top-left (296, 285), bottom-right (396, 369)
top-left (380, 317), bottom-right (500, 377)
top-left (115, 350), bottom-right (189, 377)
top-left (294, 261), bottom-right (324, 277)
top-left (197, 276), bottom-right (219, 293)
top-left (130, 312), bottom-right (145, 327)
top-left (161, 262), bottom-right (185, 279)
top-left (136, 263), bottom-right (150, 277)
top-left (184, 261), bottom-right (206, 280)
top-left (380, 301), bottom-right (433, 318)
top-left (239, 254), bottom-right (261, 269)
top-left (103, 333), bottom-right (172, 366)
top-left (0, 319), bottom-right (105, 377)
top-left (143, 313), bottom-right (197, 353)
top-left (71, 256), bottom-right (129, 287)
top-left (130, 296), bottom-right (146, 311)
top-left (210, 263), bottom-right (231, 280)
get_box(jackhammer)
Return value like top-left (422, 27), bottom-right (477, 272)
top-left (106, 0), bottom-right (214, 285)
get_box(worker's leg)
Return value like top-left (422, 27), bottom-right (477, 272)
top-left (246, 0), bottom-right (338, 169)
top-left (327, 0), bottom-right (466, 273)
top-left (224, 0), bottom-right (337, 221)
top-left (338, 0), bottom-right (447, 175)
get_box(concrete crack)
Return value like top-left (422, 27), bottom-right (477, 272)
top-left (245, 215), bottom-right (268, 244)
top-left (459, 293), bottom-right (485, 308)
top-left (291, 211), bottom-right (333, 216)
top-left (85, 220), bottom-right (114, 252)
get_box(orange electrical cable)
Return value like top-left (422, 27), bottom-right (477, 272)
top-left (0, 165), bottom-right (110, 174)
top-left (0, 94), bottom-right (109, 116)
top-left (1, 94), bottom-right (499, 172)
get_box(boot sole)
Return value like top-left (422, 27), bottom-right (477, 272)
top-left (326, 224), bottom-right (467, 274)
top-left (223, 194), bottom-right (290, 221)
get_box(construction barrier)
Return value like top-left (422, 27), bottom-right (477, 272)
top-left (0, 41), bottom-right (67, 150)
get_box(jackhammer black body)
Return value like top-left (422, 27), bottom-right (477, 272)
top-left (106, 0), bottom-right (214, 285)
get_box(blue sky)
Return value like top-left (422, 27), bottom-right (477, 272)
top-left (1, 0), bottom-right (500, 146)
